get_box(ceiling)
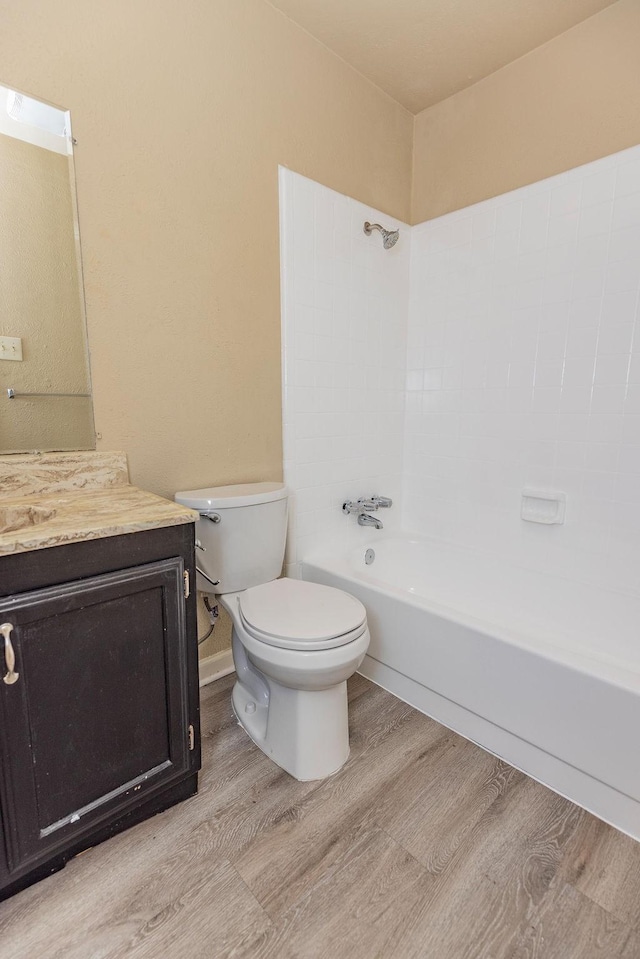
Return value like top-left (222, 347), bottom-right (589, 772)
top-left (267, 0), bottom-right (619, 113)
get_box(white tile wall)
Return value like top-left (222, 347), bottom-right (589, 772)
top-left (281, 146), bottom-right (640, 598)
top-left (279, 168), bottom-right (409, 573)
top-left (405, 145), bottom-right (640, 598)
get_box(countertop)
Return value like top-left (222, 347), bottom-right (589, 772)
top-left (0, 484), bottom-right (198, 556)
top-left (0, 450), bottom-right (198, 556)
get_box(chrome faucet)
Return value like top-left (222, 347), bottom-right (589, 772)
top-left (343, 499), bottom-right (376, 515)
top-left (342, 496), bottom-right (393, 515)
top-left (358, 512), bottom-right (383, 529)
top-left (342, 495), bottom-right (392, 530)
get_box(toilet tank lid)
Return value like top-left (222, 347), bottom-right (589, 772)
top-left (175, 482), bottom-right (288, 510)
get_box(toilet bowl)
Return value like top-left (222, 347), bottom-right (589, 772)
top-left (222, 578), bottom-right (369, 780)
top-left (174, 482), bottom-right (370, 781)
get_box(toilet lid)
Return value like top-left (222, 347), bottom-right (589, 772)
top-left (239, 578), bottom-right (367, 649)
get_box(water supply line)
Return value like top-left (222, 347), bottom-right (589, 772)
top-left (198, 594), bottom-right (219, 646)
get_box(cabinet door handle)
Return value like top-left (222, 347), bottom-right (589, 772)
top-left (0, 623), bottom-right (19, 685)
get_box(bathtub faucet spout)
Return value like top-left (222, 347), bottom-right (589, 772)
top-left (343, 496), bottom-right (391, 530)
top-left (358, 512), bottom-right (383, 529)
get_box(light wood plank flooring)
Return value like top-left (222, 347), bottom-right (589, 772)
top-left (2, 674), bottom-right (640, 958)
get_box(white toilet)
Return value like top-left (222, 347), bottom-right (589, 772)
top-left (174, 482), bottom-right (370, 781)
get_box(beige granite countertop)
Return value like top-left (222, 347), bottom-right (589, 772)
top-left (0, 451), bottom-right (198, 556)
top-left (0, 450), bottom-right (130, 498)
top-left (0, 485), bottom-right (198, 556)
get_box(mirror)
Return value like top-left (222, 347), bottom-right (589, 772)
top-left (0, 84), bottom-right (94, 454)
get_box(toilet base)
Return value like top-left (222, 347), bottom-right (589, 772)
top-left (232, 675), bottom-right (350, 781)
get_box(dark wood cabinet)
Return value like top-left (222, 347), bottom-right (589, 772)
top-left (0, 523), bottom-right (200, 899)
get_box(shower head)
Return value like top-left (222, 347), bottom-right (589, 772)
top-left (363, 221), bottom-right (400, 250)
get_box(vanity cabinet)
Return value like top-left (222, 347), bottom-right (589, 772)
top-left (0, 523), bottom-right (200, 900)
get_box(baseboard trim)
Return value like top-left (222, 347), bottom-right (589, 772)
top-left (358, 656), bottom-right (640, 843)
top-left (198, 649), bottom-right (234, 687)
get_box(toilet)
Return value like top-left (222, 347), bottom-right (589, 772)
top-left (174, 482), bottom-right (370, 781)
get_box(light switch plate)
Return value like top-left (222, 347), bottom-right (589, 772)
top-left (0, 336), bottom-right (23, 361)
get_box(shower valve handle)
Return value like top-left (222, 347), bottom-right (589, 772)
top-left (343, 499), bottom-right (375, 515)
top-left (343, 496), bottom-right (392, 514)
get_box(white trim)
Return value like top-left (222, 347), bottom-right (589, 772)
top-left (198, 649), bottom-right (234, 688)
top-left (358, 656), bottom-right (640, 843)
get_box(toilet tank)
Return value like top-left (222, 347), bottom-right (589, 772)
top-left (175, 482), bottom-right (288, 594)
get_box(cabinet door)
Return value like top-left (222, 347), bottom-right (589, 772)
top-left (0, 557), bottom-right (191, 878)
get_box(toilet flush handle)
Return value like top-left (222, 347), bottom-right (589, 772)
top-left (199, 512), bottom-right (221, 524)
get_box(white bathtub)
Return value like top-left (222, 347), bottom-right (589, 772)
top-left (303, 535), bottom-right (640, 840)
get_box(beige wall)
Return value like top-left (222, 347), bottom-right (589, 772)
top-left (412, 0), bottom-right (640, 221)
top-left (0, 0), bottom-right (412, 658)
top-left (0, 0), bottom-right (412, 501)
top-left (0, 136), bottom-right (93, 452)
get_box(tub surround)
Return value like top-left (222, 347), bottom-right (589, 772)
top-left (281, 146), bottom-right (640, 599)
top-left (0, 451), bottom-right (197, 556)
top-left (405, 143), bottom-right (640, 601)
top-left (279, 167), bottom-right (409, 573)
top-left (281, 150), bottom-right (640, 840)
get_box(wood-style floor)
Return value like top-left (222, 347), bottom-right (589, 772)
top-left (2, 674), bottom-right (640, 959)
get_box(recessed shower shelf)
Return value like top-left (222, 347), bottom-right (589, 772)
top-left (521, 489), bottom-right (566, 525)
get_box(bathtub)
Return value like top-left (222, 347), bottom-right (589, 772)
top-left (303, 535), bottom-right (640, 840)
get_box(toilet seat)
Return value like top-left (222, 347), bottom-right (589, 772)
top-left (241, 616), bottom-right (368, 652)
top-left (238, 578), bottom-right (367, 651)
